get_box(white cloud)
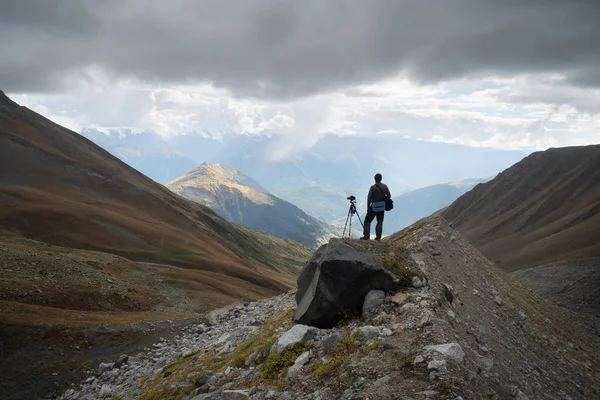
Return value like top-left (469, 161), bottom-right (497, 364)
top-left (9, 73), bottom-right (600, 154)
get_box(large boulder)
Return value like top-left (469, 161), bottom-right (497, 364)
top-left (294, 239), bottom-right (397, 328)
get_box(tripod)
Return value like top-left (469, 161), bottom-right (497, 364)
top-left (342, 198), bottom-right (363, 239)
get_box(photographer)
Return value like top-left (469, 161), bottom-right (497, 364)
top-left (360, 173), bottom-right (392, 241)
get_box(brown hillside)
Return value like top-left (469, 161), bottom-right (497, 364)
top-left (443, 145), bottom-right (600, 271)
top-left (0, 90), bottom-right (309, 303)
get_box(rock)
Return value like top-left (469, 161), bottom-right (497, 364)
top-left (390, 292), bottom-right (409, 305)
top-left (98, 385), bottom-right (112, 398)
top-left (476, 356), bottom-right (494, 372)
top-left (416, 391), bottom-right (438, 398)
top-left (427, 360), bottom-right (447, 370)
top-left (424, 343), bottom-right (465, 363)
top-left (353, 326), bottom-right (380, 341)
top-left (443, 284), bottom-right (454, 304)
top-left (419, 236), bottom-right (434, 245)
top-left (287, 352), bottom-right (311, 378)
top-left (244, 351), bottom-right (258, 367)
top-left (295, 351), bottom-right (311, 366)
top-left (412, 276), bottom-right (424, 288)
top-left (114, 354), bottom-right (128, 369)
top-left (224, 366), bottom-right (233, 375)
top-left (413, 355), bottom-right (425, 365)
top-left (294, 239), bottom-right (397, 328)
top-left (494, 296), bottom-right (502, 305)
top-left (447, 310), bottom-right (456, 320)
top-left (362, 290), bottom-right (385, 316)
top-left (270, 325), bottom-right (316, 354)
top-left (287, 364), bottom-right (302, 378)
top-left (195, 375), bottom-right (210, 388)
top-left (399, 303), bottom-right (417, 313)
top-left (321, 332), bottom-right (341, 353)
top-left (98, 362), bottom-right (114, 375)
top-left (191, 390), bottom-right (250, 400)
top-left (381, 328), bottom-right (392, 336)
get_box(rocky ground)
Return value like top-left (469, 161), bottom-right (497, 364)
top-left (512, 258), bottom-right (600, 322)
top-left (54, 216), bottom-right (600, 400)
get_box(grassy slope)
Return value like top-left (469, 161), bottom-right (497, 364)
top-left (443, 145), bottom-right (600, 271)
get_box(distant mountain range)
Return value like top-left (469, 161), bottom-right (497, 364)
top-left (80, 128), bottom-right (527, 224)
top-left (444, 145), bottom-right (600, 272)
top-left (383, 179), bottom-right (488, 235)
top-left (167, 163), bottom-right (342, 247)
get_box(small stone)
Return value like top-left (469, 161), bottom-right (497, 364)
top-left (419, 236), bottom-right (434, 245)
top-left (353, 326), bottom-right (381, 341)
top-left (270, 325), bottom-right (316, 354)
top-left (399, 303), bottom-right (416, 313)
top-left (476, 356), bottom-right (494, 372)
top-left (424, 343), bottom-right (465, 363)
top-left (321, 332), bottom-right (341, 354)
top-left (98, 362), bottom-right (114, 375)
top-left (195, 375), bottom-right (210, 388)
top-left (416, 390), bottom-right (438, 398)
top-left (494, 296), bottom-right (502, 305)
top-left (294, 351), bottom-right (311, 366)
top-left (362, 290), bottom-right (386, 316)
top-left (224, 366), bottom-right (233, 375)
top-left (427, 360), bottom-right (447, 370)
top-left (114, 354), bottom-right (129, 369)
top-left (381, 328), bottom-right (392, 336)
top-left (447, 310), bottom-right (456, 320)
top-left (443, 284), bottom-right (454, 304)
top-left (412, 277), bottom-right (424, 288)
top-left (413, 355), bottom-right (425, 365)
top-left (390, 293), bottom-right (409, 305)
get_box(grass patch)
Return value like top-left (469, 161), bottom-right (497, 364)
top-left (260, 342), bottom-right (314, 381)
top-left (383, 248), bottom-right (427, 289)
top-left (309, 333), bottom-right (362, 380)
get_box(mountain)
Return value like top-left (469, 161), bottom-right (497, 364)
top-left (166, 163), bottom-right (341, 247)
top-left (383, 179), bottom-right (487, 235)
top-left (443, 145), bottom-right (600, 272)
top-left (0, 90), bottom-right (310, 308)
top-left (80, 128), bottom-right (197, 183)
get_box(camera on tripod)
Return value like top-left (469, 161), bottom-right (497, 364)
top-left (343, 195), bottom-right (362, 238)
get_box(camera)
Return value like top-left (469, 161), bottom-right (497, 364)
top-left (347, 195), bottom-right (356, 202)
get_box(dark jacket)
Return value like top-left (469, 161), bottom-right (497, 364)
top-left (367, 182), bottom-right (391, 207)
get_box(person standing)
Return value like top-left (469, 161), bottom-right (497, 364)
top-left (360, 173), bottom-right (391, 241)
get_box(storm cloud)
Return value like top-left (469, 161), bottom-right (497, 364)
top-left (1, 0), bottom-right (599, 98)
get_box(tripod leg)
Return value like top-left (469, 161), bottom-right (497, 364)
top-left (355, 211), bottom-right (364, 228)
top-left (342, 207), bottom-right (352, 238)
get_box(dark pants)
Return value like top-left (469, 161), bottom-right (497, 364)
top-left (363, 209), bottom-right (384, 239)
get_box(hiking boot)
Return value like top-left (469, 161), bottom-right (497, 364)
top-left (359, 236), bottom-right (370, 240)
top-left (375, 237), bottom-right (381, 241)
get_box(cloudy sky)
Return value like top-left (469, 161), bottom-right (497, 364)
top-left (2, 0), bottom-right (600, 151)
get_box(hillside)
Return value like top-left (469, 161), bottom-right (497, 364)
top-left (443, 145), bottom-right (600, 272)
top-left (167, 163), bottom-right (341, 247)
top-left (512, 258), bottom-right (600, 318)
top-left (383, 179), bottom-right (486, 235)
top-left (56, 216), bottom-right (600, 400)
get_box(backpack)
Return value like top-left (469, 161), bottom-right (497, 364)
top-left (375, 184), bottom-right (394, 211)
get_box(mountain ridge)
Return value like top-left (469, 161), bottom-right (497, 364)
top-left (167, 162), bottom-right (342, 248)
top-left (443, 144), bottom-right (600, 271)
